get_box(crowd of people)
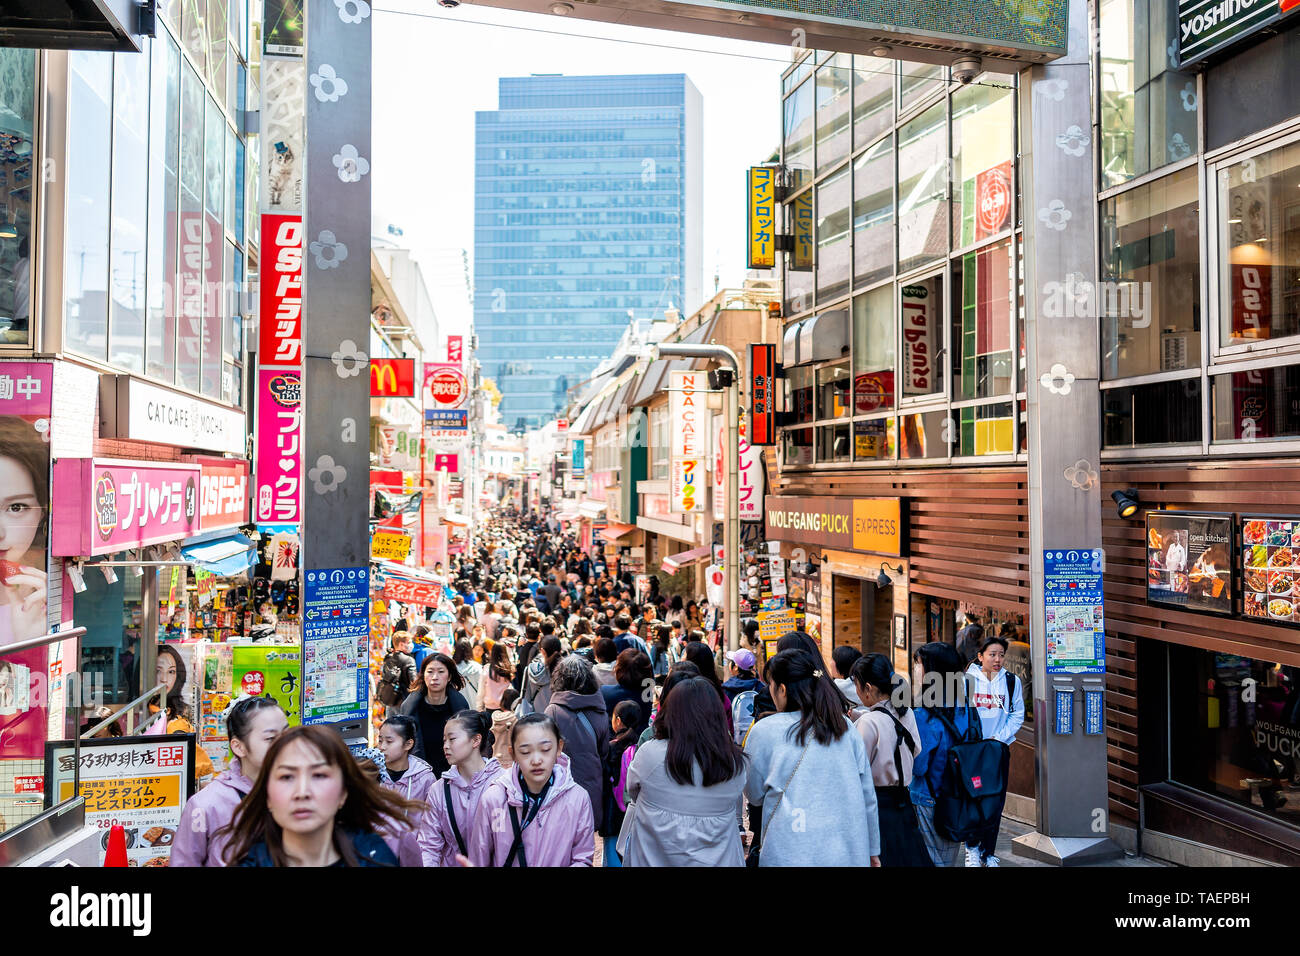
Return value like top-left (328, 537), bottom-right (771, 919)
top-left (173, 507), bottom-right (1024, 867)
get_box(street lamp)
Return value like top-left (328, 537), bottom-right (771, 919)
top-left (647, 342), bottom-right (742, 652)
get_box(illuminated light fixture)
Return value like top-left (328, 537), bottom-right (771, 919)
top-left (1111, 488), bottom-right (1141, 519)
top-left (550, 2), bottom-right (573, 13)
top-left (1228, 218), bottom-right (1242, 224)
top-left (877, 562), bottom-right (901, 587)
top-left (871, 45), bottom-right (892, 56)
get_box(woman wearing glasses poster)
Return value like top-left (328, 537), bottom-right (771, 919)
top-left (0, 413), bottom-right (48, 647)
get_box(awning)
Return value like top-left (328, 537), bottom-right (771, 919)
top-left (180, 533), bottom-right (256, 577)
top-left (601, 523), bottom-right (639, 542)
top-left (555, 510), bottom-right (581, 522)
top-left (442, 511), bottom-right (470, 526)
top-left (579, 501), bottom-right (607, 519)
top-left (660, 544), bottom-right (712, 575)
top-left (798, 309), bottom-right (849, 364)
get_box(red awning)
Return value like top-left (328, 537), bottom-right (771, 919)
top-left (601, 523), bottom-right (639, 542)
top-left (661, 544), bottom-right (712, 575)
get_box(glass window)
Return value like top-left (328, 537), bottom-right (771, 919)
top-left (853, 286), bottom-right (895, 414)
top-left (227, 125), bottom-right (240, 238)
top-left (183, 0), bottom-right (208, 77)
top-left (952, 83), bottom-right (1014, 249)
top-left (815, 54), bottom-right (852, 175)
top-left (1217, 140), bottom-right (1300, 348)
top-left (650, 404), bottom-right (668, 480)
top-left (109, 50), bottom-right (150, 374)
top-left (784, 196), bottom-right (814, 316)
top-left (817, 422), bottom-right (851, 462)
top-left (852, 55), bottom-right (893, 149)
top-left (900, 63), bottom-right (944, 112)
top-left (853, 136), bottom-right (893, 288)
top-left (65, 52), bottom-right (114, 363)
top-left (898, 102), bottom-right (947, 274)
top-left (1100, 166), bottom-right (1200, 378)
top-left (899, 409), bottom-right (948, 459)
top-left (1211, 364), bottom-right (1300, 443)
top-left (783, 80), bottom-right (814, 191)
top-left (207, 0), bottom-right (228, 104)
top-left (953, 240), bottom-right (1014, 400)
top-left (0, 49), bottom-right (35, 346)
top-left (782, 423), bottom-right (814, 467)
top-left (786, 365), bottom-right (814, 424)
top-left (854, 416), bottom-right (895, 461)
top-left (1102, 377), bottom-right (1203, 447)
top-left (816, 169), bottom-right (850, 303)
top-left (957, 402), bottom-right (1014, 456)
top-left (816, 362), bottom-right (850, 420)
top-left (901, 273), bottom-right (944, 399)
top-left (76, 561), bottom-right (146, 707)
top-left (1098, 0), bottom-right (1198, 187)
top-left (177, 61), bottom-right (205, 392)
top-left (147, 35), bottom-right (181, 384)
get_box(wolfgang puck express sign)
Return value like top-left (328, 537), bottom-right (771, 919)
top-left (764, 495), bottom-right (903, 557)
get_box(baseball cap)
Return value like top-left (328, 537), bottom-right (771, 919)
top-left (726, 649), bottom-right (757, 671)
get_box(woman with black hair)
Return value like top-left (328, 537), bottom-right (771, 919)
top-left (910, 642), bottom-right (977, 867)
top-left (419, 710), bottom-right (505, 866)
top-left (851, 654), bottom-right (931, 867)
top-left (520, 634), bottom-right (563, 715)
top-left (150, 644), bottom-right (214, 780)
top-left (397, 652), bottom-right (469, 776)
top-left (617, 677), bottom-right (748, 867)
top-left (743, 648), bottom-right (880, 867)
top-left (600, 648), bottom-right (654, 739)
top-left (961, 634), bottom-right (1023, 867)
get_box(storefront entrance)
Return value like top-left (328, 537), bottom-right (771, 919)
top-left (832, 574), bottom-right (894, 659)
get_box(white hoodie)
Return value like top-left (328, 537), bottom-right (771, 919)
top-left (965, 664), bottom-right (1024, 744)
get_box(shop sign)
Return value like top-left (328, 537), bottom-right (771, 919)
top-left (1241, 516), bottom-right (1300, 624)
top-left (1146, 512), bottom-right (1233, 616)
top-left (572, 438), bottom-right (586, 480)
top-left (254, 368), bottom-right (302, 526)
top-left (302, 568), bottom-right (369, 725)
top-left (194, 457), bottom-right (249, 531)
top-left (714, 412), bottom-right (765, 522)
top-left (747, 167), bottom-right (776, 270)
top-left (901, 284), bottom-right (934, 395)
top-left (975, 161), bottom-right (1013, 240)
top-left (45, 734), bottom-right (195, 866)
top-left (257, 213), bottom-right (304, 363)
top-left (749, 344), bottom-right (776, 445)
top-left (765, 495), bottom-right (903, 557)
top-left (1044, 548), bottom-right (1106, 674)
top-left (51, 459), bottom-right (200, 556)
top-left (233, 645), bottom-right (302, 725)
top-left (425, 363), bottom-right (468, 407)
top-left (384, 576), bottom-right (443, 607)
top-left (434, 453), bottom-right (459, 473)
top-left (670, 458), bottom-right (705, 513)
top-left (426, 408), bottom-right (468, 430)
top-left (790, 190), bottom-right (814, 270)
top-left (758, 608), bottom-right (797, 656)
top-left (108, 376), bottom-right (247, 456)
top-left (1177, 0), bottom-right (1300, 67)
top-left (371, 530), bottom-right (412, 561)
top-left (670, 371), bottom-right (709, 458)
top-left (370, 357), bottom-right (416, 397)
top-left (854, 370), bottom-right (894, 414)
top-left (447, 335), bottom-right (463, 364)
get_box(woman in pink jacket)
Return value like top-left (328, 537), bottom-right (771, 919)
top-left (467, 713), bottom-right (594, 867)
top-left (172, 696), bottom-right (287, 866)
top-left (377, 715), bottom-right (437, 806)
top-left (419, 710), bottom-right (505, 866)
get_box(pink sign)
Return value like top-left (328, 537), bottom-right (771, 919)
top-left (0, 362), bottom-right (52, 416)
top-left (51, 459), bottom-right (200, 556)
top-left (255, 368), bottom-right (302, 525)
top-left (434, 453), bottom-right (459, 473)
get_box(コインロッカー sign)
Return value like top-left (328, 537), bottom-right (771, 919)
top-left (764, 495), bottom-right (904, 557)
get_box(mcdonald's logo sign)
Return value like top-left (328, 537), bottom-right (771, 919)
top-left (370, 358), bottom-right (416, 397)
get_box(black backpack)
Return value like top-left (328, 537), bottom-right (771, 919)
top-left (376, 653), bottom-right (407, 707)
top-left (926, 702), bottom-right (1010, 844)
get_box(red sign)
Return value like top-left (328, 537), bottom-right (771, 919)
top-left (557, 418), bottom-right (569, 431)
top-left (383, 577), bottom-right (444, 607)
top-left (854, 370), bottom-right (894, 414)
top-left (975, 162), bottom-right (1012, 240)
top-left (1231, 262), bottom-right (1272, 341)
top-left (254, 368), bottom-right (302, 525)
top-left (370, 357), bottom-right (416, 397)
top-left (257, 214), bottom-right (304, 364)
top-left (434, 454), bottom-right (459, 473)
top-left (425, 363), bottom-right (468, 407)
top-left (191, 457), bottom-right (249, 531)
top-left (749, 343), bottom-right (776, 445)
top-left (447, 336), bottom-right (463, 363)
top-left (14, 775), bottom-right (43, 794)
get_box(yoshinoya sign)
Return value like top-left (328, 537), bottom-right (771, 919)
top-left (1177, 0), bottom-right (1300, 67)
top-left (765, 495), bottom-right (904, 557)
top-left (104, 376), bottom-right (248, 455)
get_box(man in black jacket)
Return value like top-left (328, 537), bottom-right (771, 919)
top-left (543, 574), bottom-right (564, 615)
top-left (378, 631), bottom-right (418, 714)
top-left (512, 623), bottom-right (542, 691)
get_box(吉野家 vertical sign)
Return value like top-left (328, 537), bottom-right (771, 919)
top-left (749, 344), bottom-right (776, 446)
top-left (747, 167), bottom-right (776, 270)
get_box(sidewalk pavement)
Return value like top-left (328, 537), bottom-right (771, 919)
top-left (997, 817), bottom-right (1166, 867)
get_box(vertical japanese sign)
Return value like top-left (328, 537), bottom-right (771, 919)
top-left (670, 458), bottom-right (704, 513)
top-left (1044, 548), bottom-right (1106, 674)
top-left (790, 189), bottom-right (814, 271)
top-left (748, 343), bottom-right (776, 445)
top-left (747, 166), bottom-right (776, 269)
top-left (714, 411), bottom-right (765, 523)
top-left (302, 568), bottom-right (370, 724)
top-left (255, 369), bottom-right (303, 525)
top-left (0, 361), bottom-right (52, 650)
top-left (571, 439), bottom-right (585, 480)
top-left (447, 335), bottom-right (463, 364)
top-left (670, 371), bottom-right (708, 514)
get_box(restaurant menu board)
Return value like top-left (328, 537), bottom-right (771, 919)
top-left (1146, 512), bottom-right (1233, 616)
top-left (1241, 517), bottom-right (1300, 625)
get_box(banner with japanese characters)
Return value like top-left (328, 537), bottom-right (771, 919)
top-left (714, 409), bottom-right (766, 523)
top-left (44, 734), bottom-right (196, 866)
top-left (232, 645), bottom-right (302, 726)
top-left (255, 368), bottom-right (303, 527)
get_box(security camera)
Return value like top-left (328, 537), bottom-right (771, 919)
top-left (951, 56), bottom-right (981, 84)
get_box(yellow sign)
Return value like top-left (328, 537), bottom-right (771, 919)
top-left (791, 189), bottom-right (814, 270)
top-left (371, 531), bottom-right (413, 561)
top-left (747, 166), bottom-right (777, 269)
top-left (757, 608), bottom-right (797, 644)
top-left (852, 498), bottom-right (903, 555)
top-left (61, 774), bottom-right (182, 814)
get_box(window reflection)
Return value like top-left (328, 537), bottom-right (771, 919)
top-left (898, 102), bottom-right (947, 274)
top-left (0, 49), bottom-right (35, 346)
top-left (816, 362), bottom-right (851, 420)
top-left (854, 417), bottom-right (896, 460)
top-left (853, 286), bottom-right (895, 413)
top-left (65, 52), bottom-right (114, 363)
top-left (817, 169), bottom-right (851, 302)
top-left (783, 79), bottom-right (814, 191)
top-left (852, 56), bottom-right (893, 149)
top-left (853, 137), bottom-right (893, 287)
top-left (110, 50), bottom-right (150, 374)
top-left (816, 54), bottom-right (852, 174)
top-left (952, 83), bottom-right (1013, 248)
top-left (953, 240), bottom-right (1013, 401)
top-left (958, 402), bottom-right (1014, 456)
top-left (901, 273), bottom-right (943, 399)
top-left (900, 409), bottom-right (948, 459)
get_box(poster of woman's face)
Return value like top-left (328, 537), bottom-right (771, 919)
top-left (0, 363), bottom-right (51, 649)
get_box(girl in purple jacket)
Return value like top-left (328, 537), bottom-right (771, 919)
top-left (172, 696), bottom-right (288, 866)
top-left (419, 710), bottom-right (505, 866)
top-left (467, 713), bottom-right (594, 867)
top-left (377, 715), bottom-right (437, 806)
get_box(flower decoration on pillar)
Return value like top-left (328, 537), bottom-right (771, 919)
top-left (331, 339), bottom-right (367, 378)
top-left (333, 144), bottom-right (370, 183)
top-left (1040, 363), bottom-right (1075, 396)
top-left (309, 64), bottom-right (349, 103)
top-left (309, 230), bottom-right (348, 269)
top-left (335, 0), bottom-right (371, 23)
top-left (1063, 459), bottom-right (1098, 491)
top-left (308, 456), bottom-right (347, 495)
top-left (1055, 125), bottom-right (1089, 157)
top-left (1037, 200), bottom-right (1072, 232)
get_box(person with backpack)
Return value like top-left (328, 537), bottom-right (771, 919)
top-left (544, 655), bottom-right (610, 833)
top-left (419, 710), bottom-right (505, 867)
top-left (519, 634), bottom-right (562, 715)
top-left (601, 699), bottom-right (642, 868)
top-left (648, 624), bottom-right (673, 683)
top-left (743, 648), bottom-right (880, 867)
top-left (600, 648), bottom-right (654, 739)
top-left (616, 677), bottom-right (748, 867)
top-left (377, 632), bottom-right (417, 714)
top-left (962, 634), bottom-right (1024, 866)
top-left (722, 648), bottom-right (762, 703)
top-left (850, 654), bottom-right (931, 867)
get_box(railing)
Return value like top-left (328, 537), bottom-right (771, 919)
top-left (80, 682), bottom-right (168, 739)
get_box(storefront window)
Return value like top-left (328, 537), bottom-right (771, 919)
top-left (901, 273), bottom-right (944, 400)
top-left (1098, 0), bottom-right (1198, 187)
top-left (852, 55), bottom-right (893, 149)
top-left (786, 364), bottom-right (814, 424)
top-left (1169, 645), bottom-right (1300, 828)
top-left (0, 49), bottom-right (35, 347)
top-left (854, 416), bottom-right (895, 461)
top-left (952, 84), bottom-right (1014, 249)
top-left (899, 409), bottom-right (948, 459)
top-left (1211, 364), bottom-right (1300, 443)
top-left (783, 79), bottom-right (814, 191)
top-left (816, 54), bottom-right (852, 175)
top-left (898, 101), bottom-right (947, 274)
top-left (650, 404), bottom-right (669, 480)
top-left (953, 240), bottom-right (1014, 401)
top-left (816, 169), bottom-right (851, 302)
top-left (817, 422), bottom-right (851, 462)
top-left (76, 562), bottom-right (146, 707)
top-left (853, 136), bottom-right (893, 288)
top-left (1217, 139), bottom-right (1300, 348)
top-left (900, 63), bottom-right (944, 113)
top-left (109, 50), bottom-right (150, 374)
top-left (1100, 166), bottom-right (1201, 378)
top-left (147, 34), bottom-right (181, 383)
top-left (1102, 377), bottom-right (1203, 447)
top-left (183, 0), bottom-right (208, 77)
top-left (65, 51), bottom-right (114, 363)
top-left (852, 285), bottom-right (894, 414)
top-left (816, 362), bottom-right (850, 420)
top-left (782, 422), bottom-right (814, 467)
top-left (957, 402), bottom-right (1014, 457)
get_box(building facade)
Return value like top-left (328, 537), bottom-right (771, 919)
top-left (473, 73), bottom-right (703, 430)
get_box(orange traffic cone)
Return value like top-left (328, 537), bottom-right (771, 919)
top-left (103, 824), bottom-right (128, 866)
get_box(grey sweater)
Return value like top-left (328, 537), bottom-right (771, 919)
top-left (743, 711), bottom-right (881, 866)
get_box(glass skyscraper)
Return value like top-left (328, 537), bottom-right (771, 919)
top-left (474, 74), bottom-right (703, 429)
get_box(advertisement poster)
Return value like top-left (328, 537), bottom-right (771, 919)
top-left (1146, 512), bottom-right (1233, 615)
top-left (901, 284), bottom-right (935, 395)
top-left (261, 61), bottom-right (305, 212)
top-left (371, 530), bottom-right (412, 562)
top-left (1044, 548), bottom-right (1106, 674)
top-left (670, 458), bottom-right (705, 513)
top-left (1241, 516), bottom-right (1300, 624)
top-left (45, 734), bottom-right (196, 866)
top-left (255, 368), bottom-right (302, 525)
top-left (0, 362), bottom-right (51, 648)
top-left (302, 568), bottom-right (369, 724)
top-left (232, 645), bottom-right (302, 726)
